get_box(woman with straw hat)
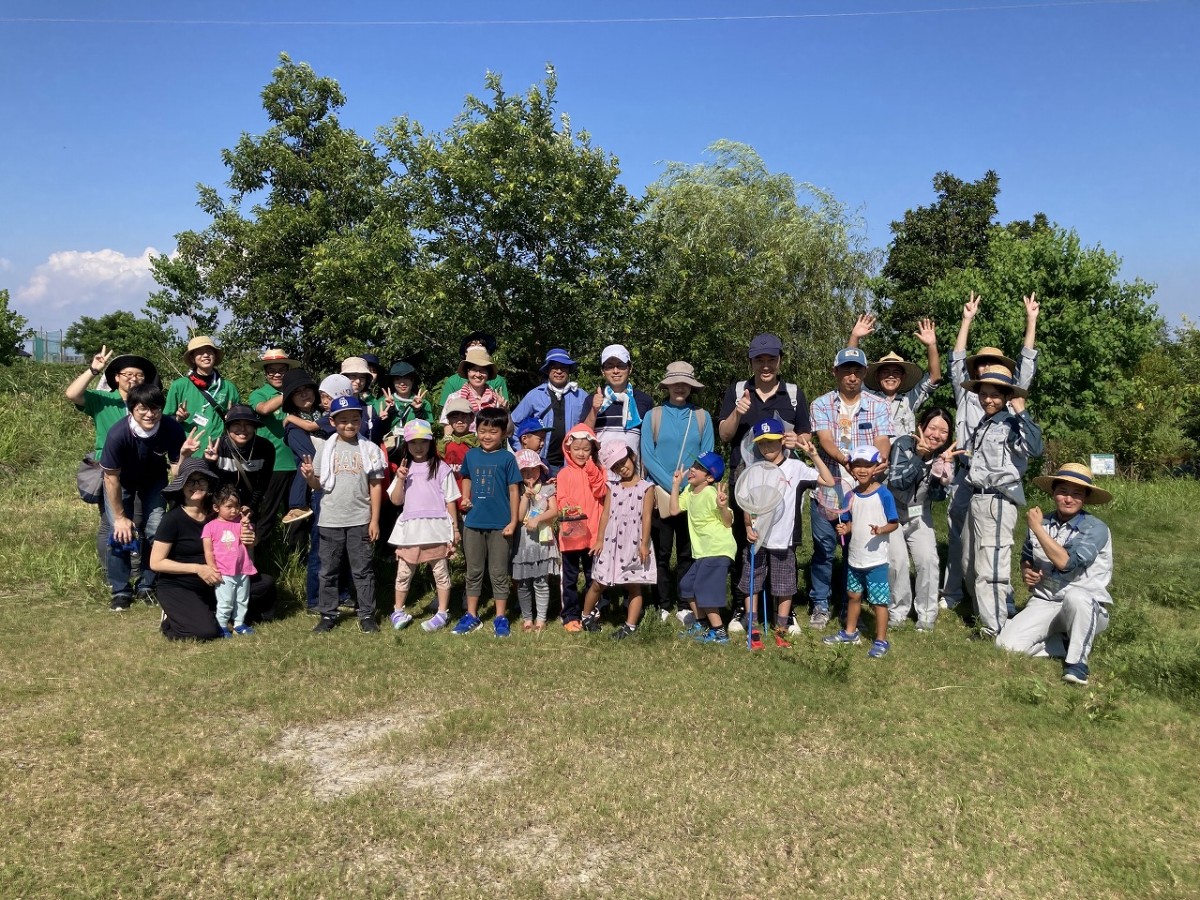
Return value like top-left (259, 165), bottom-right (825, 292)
top-left (850, 313), bottom-right (942, 437)
top-left (997, 463), bottom-right (1113, 686)
top-left (164, 335), bottom-right (241, 455)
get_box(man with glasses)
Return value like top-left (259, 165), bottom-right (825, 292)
top-left (581, 344), bottom-right (654, 465)
top-left (65, 346), bottom-right (159, 583)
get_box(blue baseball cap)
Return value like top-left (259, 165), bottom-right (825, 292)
top-left (752, 419), bottom-right (785, 442)
top-left (834, 347), bottom-right (867, 368)
top-left (329, 395), bottom-right (365, 417)
top-left (694, 451), bottom-right (726, 481)
top-left (516, 416), bottom-right (552, 438)
top-left (539, 347), bottom-right (577, 374)
top-left (748, 333), bottom-right (783, 358)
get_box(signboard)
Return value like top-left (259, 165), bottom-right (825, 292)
top-left (1090, 453), bottom-right (1116, 476)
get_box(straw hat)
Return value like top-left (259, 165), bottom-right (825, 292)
top-left (184, 336), bottom-right (223, 367)
top-left (962, 363), bottom-right (1028, 399)
top-left (340, 356), bottom-right (372, 377)
top-left (865, 352), bottom-right (922, 393)
top-left (260, 349), bottom-right (299, 370)
top-left (457, 347), bottom-right (497, 379)
top-left (1033, 463), bottom-right (1112, 504)
top-left (965, 346), bottom-right (1016, 378)
top-left (659, 361), bottom-right (704, 390)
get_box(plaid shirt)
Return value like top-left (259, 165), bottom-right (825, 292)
top-left (810, 389), bottom-right (895, 479)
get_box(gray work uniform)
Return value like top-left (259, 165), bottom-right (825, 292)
top-left (885, 435), bottom-right (949, 628)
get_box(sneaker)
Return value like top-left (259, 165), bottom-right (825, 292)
top-left (700, 627), bottom-right (730, 645)
top-left (808, 608), bottom-right (831, 630)
top-left (305, 605), bottom-right (321, 618)
top-left (868, 639), bottom-right (890, 658)
top-left (823, 629), bottom-right (861, 645)
top-left (773, 629), bottom-right (792, 649)
top-left (787, 622), bottom-right (802, 636)
top-left (658, 607), bottom-right (671, 623)
top-left (728, 616), bottom-right (745, 634)
top-left (749, 630), bottom-right (765, 651)
top-left (679, 621), bottom-right (706, 639)
top-left (359, 617), bottom-right (380, 633)
top-left (563, 620), bottom-right (583, 633)
top-left (422, 610), bottom-right (450, 632)
top-left (938, 597), bottom-right (950, 610)
top-left (493, 616), bottom-right (511, 637)
top-left (312, 615), bottom-right (338, 634)
top-left (582, 613), bottom-right (602, 634)
top-left (452, 613), bottom-right (482, 635)
top-left (281, 507), bottom-right (313, 524)
top-left (915, 620), bottom-right (935, 633)
top-left (233, 624), bottom-right (255, 636)
top-left (611, 623), bottom-right (636, 641)
top-left (675, 609), bottom-right (697, 627)
top-left (390, 609), bottom-right (414, 630)
top-left (1062, 663), bottom-right (1089, 686)
top-left (219, 627), bottom-right (233, 639)
top-left (135, 589), bottom-right (157, 606)
top-left (109, 594), bottom-right (133, 612)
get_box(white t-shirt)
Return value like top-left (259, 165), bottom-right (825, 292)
top-left (750, 457), bottom-right (820, 550)
top-left (845, 485), bottom-right (899, 569)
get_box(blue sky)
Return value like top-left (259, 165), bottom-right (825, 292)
top-left (1, 0), bottom-right (1195, 335)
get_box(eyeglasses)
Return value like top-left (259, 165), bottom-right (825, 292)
top-left (184, 476), bottom-right (209, 488)
top-left (116, 370), bottom-right (144, 379)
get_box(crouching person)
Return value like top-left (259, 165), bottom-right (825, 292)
top-left (997, 464), bottom-right (1113, 686)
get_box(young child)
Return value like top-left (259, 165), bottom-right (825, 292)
top-left (454, 406), bottom-right (521, 636)
top-left (737, 420), bottom-right (835, 648)
top-left (202, 485), bottom-right (258, 637)
top-left (670, 452), bottom-right (735, 645)
top-left (824, 447), bottom-right (900, 658)
top-left (513, 417), bottom-right (552, 457)
top-left (386, 419), bottom-right (460, 633)
top-left (301, 395), bottom-right (386, 634)
top-left (380, 361), bottom-right (433, 439)
top-left (580, 443), bottom-right (657, 641)
top-left (960, 363), bottom-right (1043, 637)
top-left (554, 425), bottom-right (609, 631)
top-left (278, 368), bottom-right (322, 526)
top-left (850, 314), bottom-right (942, 437)
top-left (512, 449), bottom-right (561, 632)
top-left (438, 396), bottom-right (478, 502)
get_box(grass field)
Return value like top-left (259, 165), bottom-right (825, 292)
top-left (2, 362), bottom-right (1198, 899)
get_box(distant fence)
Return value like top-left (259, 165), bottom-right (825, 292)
top-left (23, 330), bottom-right (84, 364)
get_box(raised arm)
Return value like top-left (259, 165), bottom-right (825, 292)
top-left (1022, 292), bottom-right (1039, 351)
top-left (847, 313), bottom-right (875, 349)
top-left (915, 318), bottom-right (941, 388)
top-left (65, 347), bottom-right (112, 406)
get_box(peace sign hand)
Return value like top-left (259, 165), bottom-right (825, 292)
top-left (174, 400), bottom-right (189, 424)
top-left (180, 427), bottom-right (202, 458)
top-left (91, 346), bottom-right (112, 373)
top-left (715, 482), bottom-right (729, 509)
top-left (203, 439), bottom-right (218, 461)
top-left (299, 454), bottom-right (314, 479)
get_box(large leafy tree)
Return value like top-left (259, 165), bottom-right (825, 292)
top-left (0, 289), bottom-right (33, 366)
top-left (635, 141), bottom-right (875, 401)
top-left (65, 311), bottom-right (179, 365)
top-left (149, 54), bottom-right (399, 371)
top-left (375, 66), bottom-right (644, 394)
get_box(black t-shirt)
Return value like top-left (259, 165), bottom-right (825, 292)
top-left (718, 380), bottom-right (812, 468)
top-left (99, 417), bottom-right (186, 490)
top-left (153, 505), bottom-right (211, 593)
top-left (214, 434), bottom-right (277, 518)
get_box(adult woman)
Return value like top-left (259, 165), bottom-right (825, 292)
top-left (165, 335), bottom-right (241, 452)
top-left (437, 332), bottom-right (511, 406)
top-left (205, 404), bottom-right (276, 534)
top-left (151, 458), bottom-right (276, 640)
top-left (885, 406), bottom-right (955, 632)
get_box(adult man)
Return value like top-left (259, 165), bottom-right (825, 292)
top-left (581, 344), bottom-right (654, 461)
top-left (809, 347), bottom-right (894, 629)
top-left (997, 463), bottom-right (1113, 686)
top-left (508, 348), bottom-right (588, 474)
top-left (248, 349), bottom-right (301, 544)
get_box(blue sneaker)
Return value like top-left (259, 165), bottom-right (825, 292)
top-left (452, 613), bottom-right (482, 635)
top-left (493, 615), bottom-right (511, 637)
top-left (868, 639), bottom-right (889, 658)
top-left (823, 629), bottom-right (861, 645)
top-left (700, 627), bottom-right (729, 645)
top-left (233, 625), bottom-right (255, 636)
top-left (679, 621), bottom-right (706, 639)
top-left (219, 627), bottom-right (233, 638)
top-left (1062, 663), bottom-right (1089, 686)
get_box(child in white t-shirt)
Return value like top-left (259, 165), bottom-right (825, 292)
top-left (824, 446), bottom-right (900, 658)
top-left (736, 419), bottom-right (834, 648)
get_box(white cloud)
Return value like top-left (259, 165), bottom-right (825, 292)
top-left (0, 257), bottom-right (12, 272)
top-left (13, 248), bottom-right (162, 329)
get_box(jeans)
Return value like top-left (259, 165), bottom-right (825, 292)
top-left (560, 549), bottom-right (594, 623)
top-left (105, 480), bottom-right (165, 598)
top-left (808, 498), bottom-right (842, 615)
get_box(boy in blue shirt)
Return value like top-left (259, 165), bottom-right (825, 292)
top-left (824, 447), bottom-right (900, 658)
top-left (455, 407), bottom-right (522, 636)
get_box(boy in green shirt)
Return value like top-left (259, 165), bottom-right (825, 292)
top-left (670, 452), bottom-right (735, 644)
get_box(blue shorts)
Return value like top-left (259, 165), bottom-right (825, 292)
top-left (847, 563), bottom-right (890, 606)
top-left (680, 556), bottom-right (731, 610)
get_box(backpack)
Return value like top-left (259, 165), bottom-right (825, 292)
top-left (735, 380), bottom-right (799, 413)
top-left (648, 406), bottom-right (710, 443)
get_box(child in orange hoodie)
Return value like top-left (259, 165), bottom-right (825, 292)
top-left (555, 425), bottom-right (609, 631)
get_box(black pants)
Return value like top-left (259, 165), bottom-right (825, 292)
top-left (254, 470), bottom-right (293, 548)
top-left (318, 525), bottom-right (376, 620)
top-left (159, 573), bottom-right (276, 641)
top-left (651, 508), bottom-right (692, 611)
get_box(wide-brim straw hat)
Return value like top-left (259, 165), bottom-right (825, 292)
top-left (966, 346), bottom-right (1016, 378)
top-left (865, 352), bottom-right (922, 393)
top-left (260, 349), bottom-right (299, 370)
top-left (458, 347), bottom-right (497, 379)
top-left (962, 364), bottom-right (1028, 400)
top-left (1033, 463), bottom-right (1112, 504)
top-left (659, 360), bottom-right (704, 390)
top-left (104, 354), bottom-right (158, 389)
top-left (184, 336), bottom-right (223, 367)
top-left (163, 457), bottom-right (219, 501)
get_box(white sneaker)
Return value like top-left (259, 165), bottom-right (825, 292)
top-left (787, 623), bottom-right (802, 636)
top-left (727, 617), bottom-right (745, 634)
top-left (938, 598), bottom-right (950, 610)
top-left (675, 610), bottom-right (696, 626)
top-left (659, 608), bottom-right (671, 623)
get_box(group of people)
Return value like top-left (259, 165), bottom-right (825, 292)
top-left (68, 299), bottom-right (1115, 685)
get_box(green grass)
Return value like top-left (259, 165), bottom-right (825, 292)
top-left (2, 360), bottom-right (1199, 898)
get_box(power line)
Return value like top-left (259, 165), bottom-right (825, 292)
top-left (0, 0), bottom-right (1170, 28)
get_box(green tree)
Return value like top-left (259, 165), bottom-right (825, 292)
top-left (375, 66), bottom-right (644, 393)
top-left (64, 311), bottom-right (179, 364)
top-left (634, 140), bottom-right (875, 400)
top-left (149, 54), bottom-right (398, 371)
top-left (0, 289), bottom-right (33, 366)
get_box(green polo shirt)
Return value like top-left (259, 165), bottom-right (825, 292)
top-left (247, 383), bottom-right (296, 472)
top-left (164, 373), bottom-right (241, 455)
top-left (78, 389), bottom-right (129, 454)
